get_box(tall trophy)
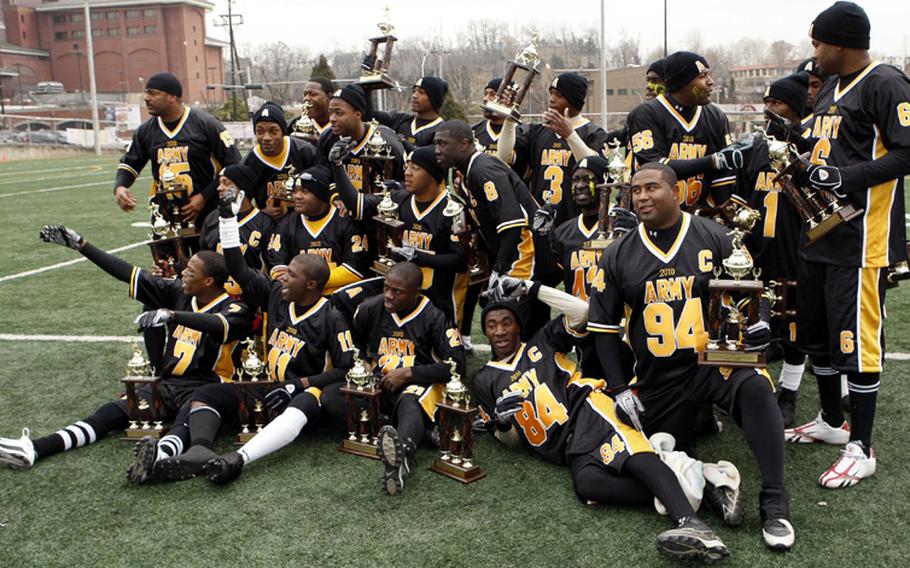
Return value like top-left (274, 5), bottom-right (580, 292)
top-left (584, 146), bottom-right (631, 251)
top-left (357, 6), bottom-right (397, 90)
top-left (372, 191), bottom-right (405, 275)
top-left (121, 338), bottom-right (166, 441)
top-left (232, 338), bottom-right (272, 445)
top-left (444, 170), bottom-right (489, 285)
top-left (339, 349), bottom-right (383, 459)
top-left (482, 36), bottom-right (541, 124)
top-left (147, 202), bottom-right (191, 279)
top-left (766, 279), bottom-right (797, 322)
top-left (431, 359), bottom-right (486, 483)
top-left (361, 120), bottom-right (397, 194)
top-left (290, 101), bottom-right (320, 143)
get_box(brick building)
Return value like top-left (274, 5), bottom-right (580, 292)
top-left (0, 0), bottom-right (225, 105)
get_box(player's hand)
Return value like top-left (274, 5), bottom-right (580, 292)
top-left (181, 194), bottom-right (205, 223)
top-left (711, 139), bottom-right (752, 171)
top-left (361, 52), bottom-right (376, 71)
top-left (484, 271), bottom-right (505, 301)
top-left (380, 180), bottom-right (402, 192)
top-left (614, 388), bottom-right (645, 431)
top-left (115, 186), bottom-right (136, 212)
top-left (542, 108), bottom-right (573, 139)
top-left (764, 109), bottom-right (795, 142)
top-left (40, 224), bottom-right (84, 250)
top-left (743, 320), bottom-right (771, 352)
top-left (262, 201), bottom-right (285, 223)
top-left (493, 390), bottom-right (525, 426)
top-left (609, 207), bottom-right (639, 235)
top-left (532, 204), bottom-right (557, 236)
top-left (498, 276), bottom-right (534, 300)
top-left (801, 164), bottom-right (844, 196)
top-left (333, 198), bottom-right (350, 217)
top-left (328, 139), bottom-right (352, 165)
top-left (380, 367), bottom-right (412, 392)
top-left (264, 380), bottom-right (302, 413)
top-left (390, 245), bottom-right (418, 262)
top-left (218, 187), bottom-right (244, 217)
top-left (134, 309), bottom-right (173, 331)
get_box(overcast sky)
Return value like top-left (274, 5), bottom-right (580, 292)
top-left (208, 0), bottom-right (909, 60)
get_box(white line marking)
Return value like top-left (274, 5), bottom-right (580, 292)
top-left (0, 169), bottom-right (109, 186)
top-left (0, 240), bottom-right (150, 283)
top-left (0, 180), bottom-right (110, 198)
top-left (0, 334), bottom-right (135, 343)
top-left (0, 162), bottom-right (109, 178)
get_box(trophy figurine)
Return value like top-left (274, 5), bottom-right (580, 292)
top-left (766, 279), bottom-right (797, 321)
top-left (268, 165), bottom-right (297, 205)
top-left (357, 5), bottom-right (398, 90)
top-left (339, 349), bottom-right (383, 459)
top-left (290, 101), bottom-right (319, 143)
top-left (360, 121), bottom-right (397, 194)
top-left (121, 338), bottom-right (166, 440)
top-left (372, 190), bottom-right (405, 275)
top-left (584, 146), bottom-right (631, 251)
top-left (233, 338), bottom-right (272, 444)
top-left (482, 36), bottom-right (542, 123)
top-left (886, 242), bottom-right (910, 288)
top-left (430, 358), bottom-right (486, 483)
top-left (445, 170), bottom-right (489, 286)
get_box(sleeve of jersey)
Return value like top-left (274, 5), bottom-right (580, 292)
top-left (169, 311), bottom-right (231, 340)
top-left (202, 120), bottom-right (242, 203)
top-left (585, 255), bottom-right (624, 335)
top-left (128, 267), bottom-right (178, 309)
top-left (627, 107), bottom-right (671, 165)
top-left (495, 120), bottom-right (518, 165)
top-left (115, 131), bottom-right (147, 189)
top-left (335, 220), bottom-right (369, 283)
top-left (307, 310), bottom-right (355, 390)
top-left (222, 233), bottom-right (271, 309)
top-left (410, 315), bottom-right (465, 386)
top-left (266, 220), bottom-right (293, 278)
top-left (217, 300), bottom-right (254, 343)
top-left (534, 315), bottom-right (586, 355)
top-left (483, 171), bottom-right (528, 234)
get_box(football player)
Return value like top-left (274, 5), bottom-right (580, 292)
top-left (332, 145), bottom-right (469, 328)
top-left (473, 284), bottom-right (728, 563)
top-left (288, 77), bottom-right (334, 138)
top-left (626, 52), bottom-right (742, 211)
top-left (587, 163), bottom-right (794, 550)
top-left (646, 58), bottom-right (667, 101)
top-left (0, 227), bottom-right (251, 471)
top-left (266, 165), bottom-right (370, 294)
top-left (473, 77), bottom-right (505, 156)
top-left (783, 2), bottom-right (910, 489)
top-left (371, 76), bottom-right (448, 150)
top-left (795, 57), bottom-right (830, 118)
top-left (336, 262), bottom-right (465, 495)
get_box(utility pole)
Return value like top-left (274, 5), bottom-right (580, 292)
top-left (84, 0), bottom-right (101, 155)
top-left (215, 0), bottom-right (243, 121)
top-left (600, 0), bottom-right (607, 127)
top-left (663, 0), bottom-right (668, 57)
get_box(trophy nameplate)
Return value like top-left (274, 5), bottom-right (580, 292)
top-left (482, 37), bottom-right (541, 124)
top-left (339, 349), bottom-right (383, 459)
top-left (357, 7), bottom-right (397, 90)
top-left (121, 339), bottom-right (167, 440)
top-left (430, 359), bottom-right (486, 483)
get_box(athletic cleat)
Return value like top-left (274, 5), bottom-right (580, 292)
top-left (204, 451), bottom-right (245, 485)
top-left (126, 436), bottom-right (158, 484)
top-left (777, 388), bottom-right (797, 428)
top-left (656, 517), bottom-right (730, 564)
top-left (153, 444), bottom-right (217, 482)
top-left (819, 442), bottom-right (876, 489)
top-left (377, 425), bottom-right (411, 496)
top-left (0, 428), bottom-right (36, 469)
top-left (703, 461), bottom-right (743, 527)
top-left (762, 518), bottom-right (795, 551)
top-left (784, 412), bottom-right (850, 444)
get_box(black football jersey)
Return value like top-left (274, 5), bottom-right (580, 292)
top-left (316, 122), bottom-right (405, 190)
top-left (266, 206), bottom-right (370, 293)
top-left (127, 268), bottom-right (253, 382)
top-left (376, 110), bottom-right (446, 148)
top-left (199, 206), bottom-right (275, 295)
top-left (472, 316), bottom-right (604, 464)
top-left (354, 189), bottom-right (469, 325)
top-left (803, 61), bottom-right (910, 268)
top-left (473, 119), bottom-right (504, 156)
top-left (587, 213), bottom-right (732, 393)
top-left (550, 214), bottom-right (604, 301)
top-left (243, 136), bottom-right (318, 211)
top-left (117, 107), bottom-right (241, 203)
top-left (513, 118), bottom-right (608, 226)
top-left (627, 94), bottom-right (735, 209)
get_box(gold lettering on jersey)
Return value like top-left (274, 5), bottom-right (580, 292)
top-left (539, 148), bottom-right (573, 167)
top-left (172, 325), bottom-right (202, 346)
top-left (643, 276), bottom-right (695, 304)
top-left (811, 115), bottom-right (843, 140)
top-left (754, 171), bottom-right (782, 192)
top-left (156, 146), bottom-right (190, 163)
top-left (401, 229), bottom-right (433, 251)
top-left (267, 179), bottom-right (288, 198)
top-left (667, 142), bottom-right (708, 160)
top-left (379, 337), bottom-right (416, 357)
top-left (268, 328), bottom-right (306, 357)
top-left (569, 249), bottom-right (601, 271)
top-left (346, 159), bottom-right (364, 191)
top-left (215, 242), bottom-right (249, 255)
top-left (303, 247), bottom-right (335, 266)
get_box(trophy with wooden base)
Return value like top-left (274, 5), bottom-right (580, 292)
top-left (358, 6), bottom-right (397, 90)
top-left (431, 359), bottom-right (486, 483)
top-left (232, 338), bottom-right (272, 445)
top-left (482, 37), bottom-right (541, 124)
top-left (147, 202), bottom-right (192, 279)
top-left (339, 349), bottom-right (383, 459)
top-left (766, 279), bottom-right (797, 321)
top-left (121, 339), bottom-right (167, 441)
top-left (444, 173), bottom-right (489, 285)
top-left (584, 146), bottom-right (631, 251)
top-left (372, 191), bottom-right (405, 275)
top-left (291, 102), bottom-right (320, 143)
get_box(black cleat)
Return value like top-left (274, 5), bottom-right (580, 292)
top-left (126, 435), bottom-right (159, 485)
top-left (204, 451), bottom-right (245, 485)
top-left (777, 388), bottom-right (798, 428)
top-left (153, 445), bottom-right (217, 482)
top-left (377, 425), bottom-right (411, 496)
top-left (657, 517), bottom-right (730, 564)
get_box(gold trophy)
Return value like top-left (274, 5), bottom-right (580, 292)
top-left (482, 36), bottom-right (541, 123)
top-left (430, 359), bottom-right (486, 483)
top-left (339, 349), bottom-right (383, 459)
top-left (584, 146), bottom-right (632, 251)
top-left (291, 101), bottom-right (320, 143)
top-left (233, 338), bottom-right (272, 445)
top-left (147, 166), bottom-right (195, 279)
top-left (121, 338), bottom-right (166, 440)
top-left (360, 120), bottom-right (397, 194)
top-left (445, 169), bottom-right (489, 286)
top-left (372, 190), bottom-right (405, 275)
top-left (357, 5), bottom-right (398, 90)
top-left (886, 242), bottom-right (910, 288)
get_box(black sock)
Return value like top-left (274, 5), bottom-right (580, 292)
top-left (33, 402), bottom-right (126, 459)
top-left (782, 342), bottom-right (805, 366)
top-left (812, 357), bottom-right (844, 427)
top-left (142, 315), bottom-right (166, 375)
top-left (846, 372), bottom-right (879, 455)
top-left (395, 396), bottom-right (426, 451)
top-left (188, 406), bottom-right (222, 449)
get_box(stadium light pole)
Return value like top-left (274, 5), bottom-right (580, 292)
top-left (83, 0), bottom-right (101, 155)
top-left (663, 0), bottom-right (668, 57)
top-left (600, 0), bottom-right (607, 128)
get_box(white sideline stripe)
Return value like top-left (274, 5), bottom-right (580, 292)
top-left (0, 334), bottom-right (135, 343)
top-left (0, 169), bottom-right (109, 186)
top-left (0, 180), bottom-right (109, 198)
top-left (0, 240), bottom-right (149, 283)
top-left (0, 162), bottom-right (109, 178)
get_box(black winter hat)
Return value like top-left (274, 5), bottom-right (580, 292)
top-left (220, 165), bottom-right (258, 196)
top-left (664, 51), bottom-right (710, 93)
top-left (407, 146), bottom-right (445, 183)
top-left (297, 165), bottom-right (333, 202)
top-left (252, 101), bottom-right (288, 134)
top-left (332, 84), bottom-right (367, 114)
top-left (796, 57), bottom-right (830, 80)
top-left (414, 76), bottom-right (449, 111)
top-left (574, 155), bottom-right (610, 182)
top-left (145, 72), bottom-right (182, 97)
top-left (810, 1), bottom-right (870, 49)
top-left (647, 59), bottom-right (666, 80)
top-left (764, 73), bottom-right (809, 119)
top-left (485, 77), bottom-right (503, 92)
top-left (550, 72), bottom-right (588, 110)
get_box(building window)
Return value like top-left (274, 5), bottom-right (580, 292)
top-left (196, 72), bottom-right (200, 79)
top-left (144, 9), bottom-right (157, 17)
top-left (193, 39), bottom-right (197, 46)
top-left (91, 12), bottom-right (103, 20)
top-left (618, 88), bottom-right (628, 95)
top-left (20, 14), bottom-right (24, 23)
top-left (55, 31), bottom-right (68, 40)
top-left (71, 13), bottom-right (84, 23)
top-left (193, 25), bottom-right (197, 32)
top-left (72, 30), bottom-right (85, 38)
top-left (22, 30), bottom-right (26, 39)
top-left (144, 25), bottom-right (157, 33)
top-left (53, 15), bottom-right (66, 24)
top-left (107, 12), bottom-right (120, 20)
top-left (108, 27), bottom-right (120, 36)
top-left (92, 28), bottom-right (105, 37)
top-left (606, 89), bottom-right (614, 96)
top-left (126, 9), bottom-right (141, 19)
top-left (127, 26), bottom-right (141, 35)
top-left (195, 55), bottom-right (199, 62)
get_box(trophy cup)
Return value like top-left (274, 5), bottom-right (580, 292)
top-left (482, 36), bottom-right (541, 123)
top-left (357, 6), bottom-right (397, 90)
top-left (121, 338), bottom-right (167, 440)
top-left (371, 191), bottom-right (405, 275)
top-left (431, 359), bottom-right (486, 483)
top-left (339, 349), bottom-right (383, 459)
top-left (231, 338), bottom-right (272, 445)
top-left (147, 202), bottom-right (191, 279)
top-left (584, 146), bottom-right (631, 251)
top-left (266, 164), bottom-right (296, 206)
top-left (291, 101), bottom-right (320, 143)
top-left (445, 170), bottom-right (489, 286)
top-left (361, 120), bottom-right (397, 194)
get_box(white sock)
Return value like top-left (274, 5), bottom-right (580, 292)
top-left (778, 362), bottom-right (806, 392)
top-left (237, 407), bottom-right (307, 465)
top-left (841, 374), bottom-right (849, 398)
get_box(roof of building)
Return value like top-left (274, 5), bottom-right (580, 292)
top-left (0, 42), bottom-right (50, 58)
top-left (32, 0), bottom-right (215, 12)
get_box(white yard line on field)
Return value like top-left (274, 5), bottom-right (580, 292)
top-left (0, 162), bottom-right (108, 178)
top-left (0, 169), bottom-right (110, 186)
top-left (0, 240), bottom-right (149, 283)
top-left (0, 180), bottom-right (110, 198)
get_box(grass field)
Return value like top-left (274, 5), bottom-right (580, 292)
top-left (1, 154), bottom-right (909, 567)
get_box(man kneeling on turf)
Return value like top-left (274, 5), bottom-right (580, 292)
top-left (0, 227), bottom-right (251, 471)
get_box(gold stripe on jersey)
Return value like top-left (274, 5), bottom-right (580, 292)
top-left (585, 390), bottom-right (653, 454)
top-left (128, 267), bottom-right (141, 299)
top-left (391, 295), bottom-right (430, 327)
top-left (411, 116), bottom-right (444, 135)
top-left (577, 215), bottom-right (598, 238)
top-left (409, 189), bottom-right (446, 220)
top-left (157, 107), bottom-right (191, 139)
top-left (351, 122), bottom-right (377, 155)
top-left (237, 207), bottom-right (261, 227)
top-left (485, 120), bottom-right (501, 141)
top-left (215, 313), bottom-right (229, 343)
top-left (290, 297), bottom-right (327, 325)
top-left (214, 341), bottom-right (237, 382)
top-left (857, 267), bottom-right (884, 373)
top-left (834, 61), bottom-right (881, 102)
top-left (487, 343), bottom-right (526, 371)
top-left (507, 227), bottom-right (535, 279)
top-left (252, 136), bottom-right (290, 170)
top-left (637, 212), bottom-right (691, 263)
top-left (587, 322), bottom-right (624, 334)
top-left (305, 386), bottom-right (323, 403)
top-left (117, 163), bottom-right (140, 178)
top-left (656, 94), bottom-right (703, 133)
top-left (863, 126), bottom-right (897, 267)
top-left (192, 292), bottom-right (230, 313)
top-left (403, 383), bottom-right (446, 420)
top-left (302, 206), bottom-right (336, 238)
top-left (561, 317), bottom-right (588, 339)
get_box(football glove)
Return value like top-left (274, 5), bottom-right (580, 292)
top-left (609, 207), bottom-right (639, 235)
top-left (532, 204), bottom-right (557, 236)
top-left (493, 390), bottom-right (525, 426)
top-left (802, 164), bottom-right (844, 197)
top-left (711, 138), bottom-right (754, 171)
top-left (390, 245), bottom-right (418, 262)
top-left (498, 276), bottom-right (534, 301)
top-left (134, 309), bottom-right (173, 331)
top-left (614, 388), bottom-right (645, 431)
top-left (484, 270), bottom-right (505, 301)
top-left (264, 380), bottom-right (302, 413)
top-left (40, 224), bottom-right (83, 249)
top-left (380, 180), bottom-right (402, 192)
top-left (218, 188), bottom-right (245, 216)
top-left (361, 52), bottom-right (376, 72)
top-left (328, 139), bottom-right (352, 166)
top-left (743, 320), bottom-right (771, 352)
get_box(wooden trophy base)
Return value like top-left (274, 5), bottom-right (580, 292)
top-left (122, 425), bottom-right (166, 441)
top-left (357, 72), bottom-right (396, 90)
top-left (236, 428), bottom-right (263, 445)
top-left (481, 101), bottom-right (522, 124)
top-left (339, 437), bottom-right (381, 460)
top-left (372, 259), bottom-right (395, 276)
top-left (698, 347), bottom-right (767, 368)
top-left (430, 457), bottom-right (486, 484)
top-left (806, 204), bottom-right (863, 245)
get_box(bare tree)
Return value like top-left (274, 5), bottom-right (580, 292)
top-left (610, 31), bottom-right (641, 68)
top-left (249, 42), bottom-right (311, 104)
top-left (767, 40), bottom-right (794, 64)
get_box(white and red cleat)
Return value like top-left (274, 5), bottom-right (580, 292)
top-left (819, 442), bottom-right (876, 489)
top-left (784, 412), bottom-right (850, 445)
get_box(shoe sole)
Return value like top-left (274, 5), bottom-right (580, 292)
top-left (378, 426), bottom-right (404, 496)
top-left (0, 442), bottom-right (32, 469)
top-left (126, 436), bottom-right (157, 484)
top-left (784, 431), bottom-right (850, 445)
top-left (705, 486), bottom-right (744, 527)
top-left (656, 534), bottom-right (729, 565)
top-left (204, 458), bottom-right (243, 485)
top-left (762, 531), bottom-right (794, 551)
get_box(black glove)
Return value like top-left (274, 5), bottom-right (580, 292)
top-left (328, 139), bottom-right (352, 166)
top-left (493, 390), bottom-right (525, 427)
top-left (380, 180), bottom-right (402, 192)
top-left (484, 271), bottom-right (505, 301)
top-left (498, 276), bottom-right (534, 301)
top-left (799, 164), bottom-right (844, 197)
top-left (613, 387), bottom-right (645, 431)
top-left (264, 380), bottom-right (303, 413)
top-left (711, 138), bottom-right (754, 171)
top-left (743, 320), bottom-right (771, 352)
top-left (40, 224), bottom-right (83, 249)
top-left (361, 52), bottom-right (376, 72)
top-left (609, 207), bottom-right (639, 235)
top-left (218, 188), bottom-right (244, 217)
top-left (134, 309), bottom-right (173, 331)
top-left (764, 109), bottom-right (796, 142)
top-left (532, 204), bottom-right (557, 236)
